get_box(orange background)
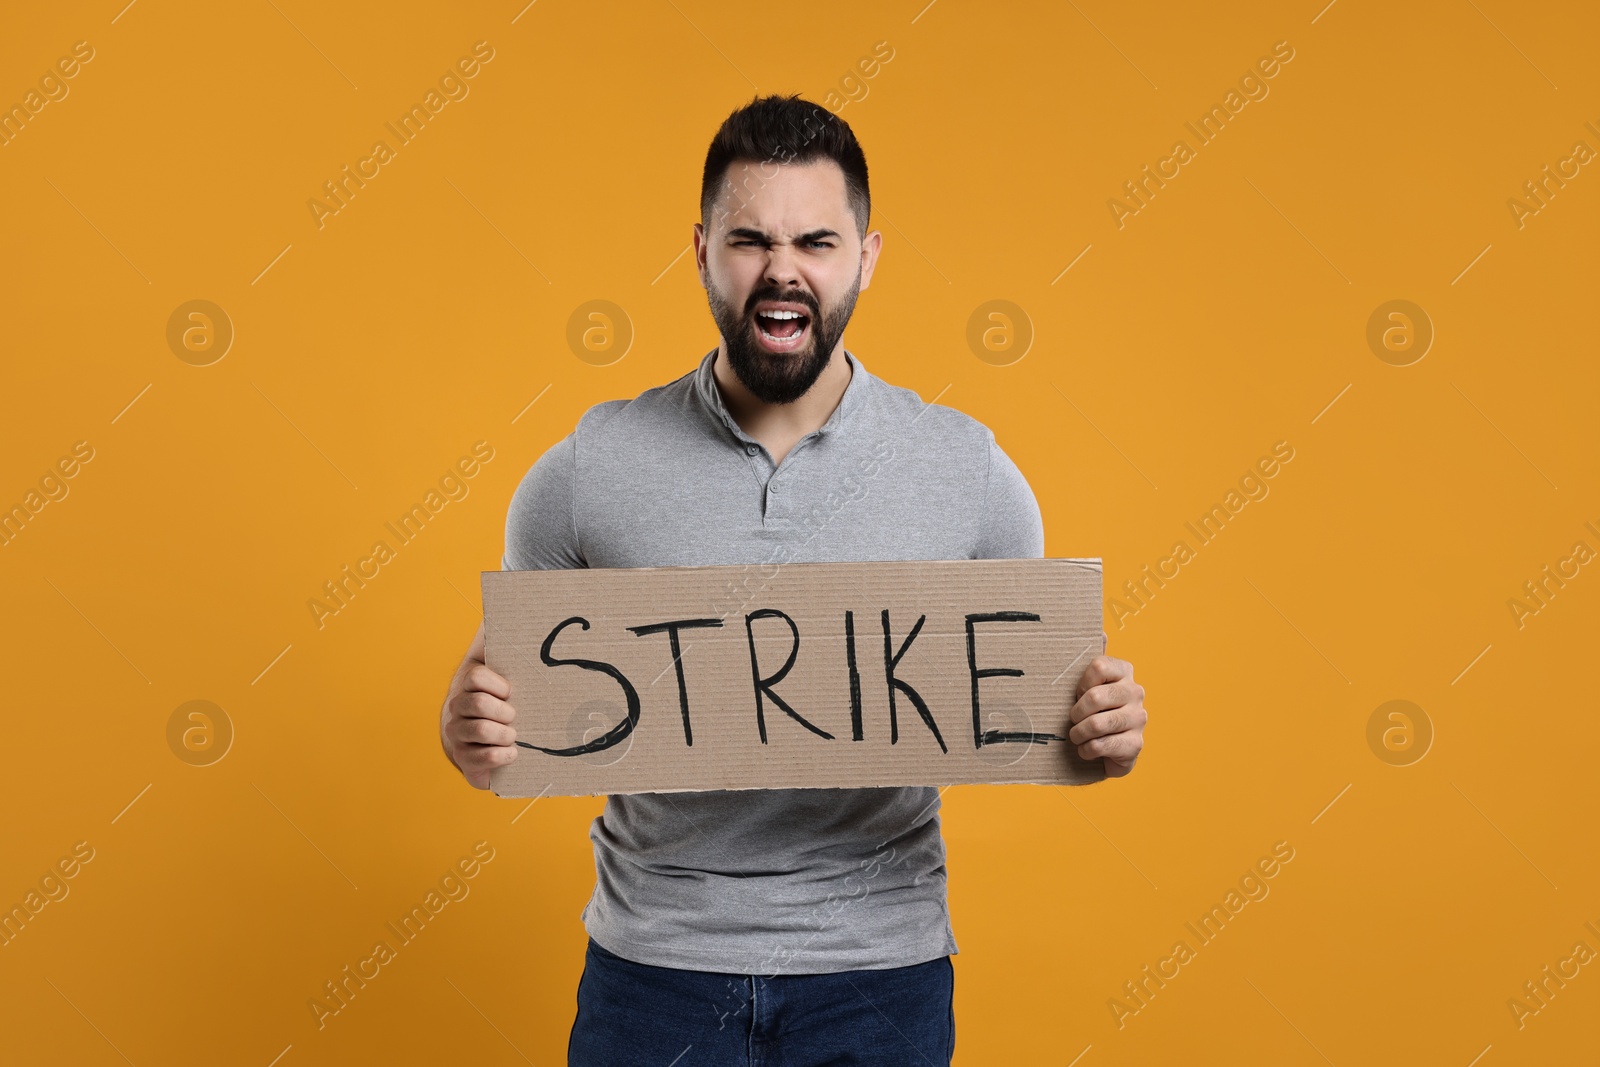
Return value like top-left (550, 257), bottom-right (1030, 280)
top-left (2, 1), bottom-right (1596, 1063)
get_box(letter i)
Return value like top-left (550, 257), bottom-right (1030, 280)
top-left (845, 610), bottom-right (864, 742)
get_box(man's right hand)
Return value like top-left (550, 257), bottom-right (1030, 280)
top-left (441, 623), bottom-right (520, 790)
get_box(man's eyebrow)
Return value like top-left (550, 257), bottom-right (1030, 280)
top-left (724, 227), bottom-right (842, 243)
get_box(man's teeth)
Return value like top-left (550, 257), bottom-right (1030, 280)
top-left (757, 326), bottom-right (805, 340)
top-left (754, 308), bottom-right (808, 343)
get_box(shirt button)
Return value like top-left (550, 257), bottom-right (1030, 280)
top-left (746, 445), bottom-right (758, 455)
top-left (768, 481), bottom-right (778, 494)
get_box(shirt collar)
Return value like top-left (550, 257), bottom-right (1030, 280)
top-left (694, 347), bottom-right (870, 445)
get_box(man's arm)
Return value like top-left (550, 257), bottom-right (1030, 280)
top-left (438, 621), bottom-right (519, 789)
top-left (502, 432), bottom-right (584, 571)
top-left (974, 430), bottom-right (1148, 776)
top-left (439, 432), bottom-right (583, 788)
top-left (973, 433), bottom-right (1044, 560)
top-left (439, 620), bottom-right (487, 771)
top-left (440, 624), bottom-right (485, 773)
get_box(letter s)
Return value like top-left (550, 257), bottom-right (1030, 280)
top-left (1272, 839), bottom-right (1295, 863)
top-left (1272, 40), bottom-right (1295, 63)
top-left (73, 840), bottom-right (95, 863)
top-left (472, 439), bottom-right (495, 463)
top-left (873, 39), bottom-right (896, 63)
top-left (516, 617), bottom-right (642, 756)
top-left (473, 840), bottom-right (496, 863)
top-left (73, 40), bottom-right (96, 62)
top-left (1272, 440), bottom-right (1295, 463)
top-left (73, 440), bottom-right (95, 463)
top-left (473, 40), bottom-right (496, 63)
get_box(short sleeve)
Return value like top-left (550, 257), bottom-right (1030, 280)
top-left (501, 433), bottom-right (585, 571)
top-left (973, 434), bottom-right (1044, 560)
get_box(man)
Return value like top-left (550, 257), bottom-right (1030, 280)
top-left (439, 93), bottom-right (1148, 1065)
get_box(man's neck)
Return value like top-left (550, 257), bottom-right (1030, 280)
top-left (712, 346), bottom-right (853, 463)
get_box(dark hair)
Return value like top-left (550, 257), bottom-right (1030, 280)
top-left (701, 94), bottom-right (870, 239)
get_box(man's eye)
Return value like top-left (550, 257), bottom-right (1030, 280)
top-left (730, 239), bottom-right (830, 248)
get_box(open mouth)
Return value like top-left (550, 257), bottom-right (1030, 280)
top-left (753, 308), bottom-right (811, 351)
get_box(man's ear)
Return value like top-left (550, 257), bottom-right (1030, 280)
top-left (692, 221), bottom-right (709, 287)
top-left (858, 228), bottom-right (884, 292)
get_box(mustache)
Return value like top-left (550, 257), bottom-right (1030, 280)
top-left (745, 291), bottom-right (818, 317)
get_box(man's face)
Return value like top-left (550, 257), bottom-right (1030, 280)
top-left (694, 158), bottom-right (881, 404)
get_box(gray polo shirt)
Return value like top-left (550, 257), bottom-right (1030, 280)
top-left (501, 347), bottom-right (1043, 974)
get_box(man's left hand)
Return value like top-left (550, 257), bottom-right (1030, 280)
top-left (1067, 635), bottom-right (1147, 778)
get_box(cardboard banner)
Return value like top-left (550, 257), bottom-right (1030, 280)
top-left (481, 557), bottom-right (1105, 797)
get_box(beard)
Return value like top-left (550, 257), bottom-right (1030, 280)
top-left (707, 267), bottom-right (861, 405)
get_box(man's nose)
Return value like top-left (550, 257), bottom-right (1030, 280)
top-left (763, 245), bottom-right (804, 288)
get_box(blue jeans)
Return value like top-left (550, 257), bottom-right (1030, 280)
top-left (568, 937), bottom-right (955, 1066)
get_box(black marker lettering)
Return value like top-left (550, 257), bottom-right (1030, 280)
top-left (965, 611), bottom-right (1063, 747)
top-left (881, 610), bottom-right (947, 753)
top-left (744, 608), bottom-right (835, 743)
top-left (627, 617), bottom-right (724, 746)
top-left (845, 609), bottom-right (864, 741)
top-left (514, 616), bottom-right (641, 757)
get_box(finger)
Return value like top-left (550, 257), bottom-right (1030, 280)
top-left (1077, 729), bottom-right (1138, 763)
top-left (458, 741), bottom-right (520, 771)
top-left (463, 663), bottom-right (511, 700)
top-left (1067, 708), bottom-right (1123, 745)
top-left (455, 690), bottom-right (516, 724)
top-left (454, 717), bottom-right (517, 747)
top-left (1069, 680), bottom-right (1135, 725)
top-left (1075, 654), bottom-right (1130, 699)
